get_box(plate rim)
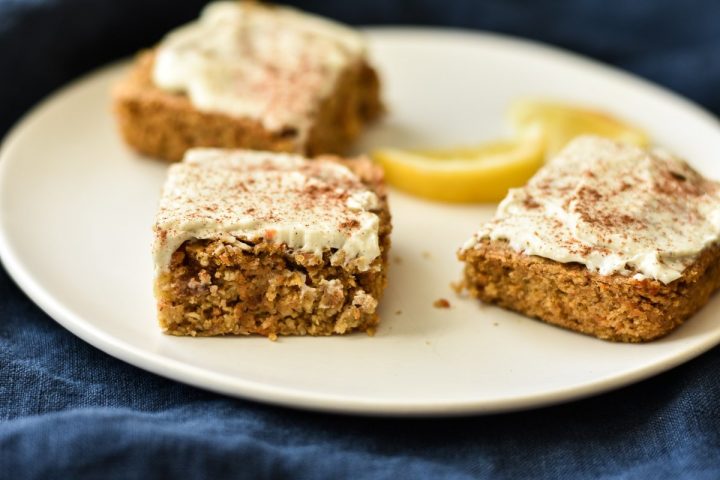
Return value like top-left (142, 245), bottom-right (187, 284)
top-left (1, 26), bottom-right (720, 417)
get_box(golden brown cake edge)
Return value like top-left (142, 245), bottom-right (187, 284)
top-left (458, 239), bottom-right (720, 342)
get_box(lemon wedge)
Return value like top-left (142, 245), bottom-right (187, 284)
top-left (509, 99), bottom-right (649, 157)
top-left (373, 100), bottom-right (650, 203)
top-left (372, 137), bottom-right (544, 203)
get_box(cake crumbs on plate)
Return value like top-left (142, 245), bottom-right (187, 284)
top-left (433, 298), bottom-right (451, 309)
top-left (450, 281), bottom-right (464, 294)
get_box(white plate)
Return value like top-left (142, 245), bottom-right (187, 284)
top-left (2, 28), bottom-right (720, 416)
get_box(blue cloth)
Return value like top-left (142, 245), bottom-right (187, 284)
top-left (2, 1), bottom-right (720, 478)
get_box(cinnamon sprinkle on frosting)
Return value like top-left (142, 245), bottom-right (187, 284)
top-left (152, 2), bottom-right (367, 146)
top-left (464, 136), bottom-right (720, 284)
top-left (153, 148), bottom-right (381, 273)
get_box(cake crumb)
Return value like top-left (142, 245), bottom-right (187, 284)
top-left (268, 333), bottom-right (278, 341)
top-left (365, 327), bottom-right (376, 337)
top-left (433, 298), bottom-right (451, 309)
top-left (395, 309), bottom-right (403, 315)
top-left (393, 256), bottom-right (403, 265)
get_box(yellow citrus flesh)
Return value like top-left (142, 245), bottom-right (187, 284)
top-left (509, 99), bottom-right (650, 157)
top-left (372, 138), bottom-right (545, 203)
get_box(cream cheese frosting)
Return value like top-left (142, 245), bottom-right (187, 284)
top-left (152, 1), bottom-right (366, 145)
top-left (153, 149), bottom-right (381, 273)
top-left (463, 136), bottom-right (720, 284)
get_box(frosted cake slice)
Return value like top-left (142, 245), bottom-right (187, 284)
top-left (113, 1), bottom-right (383, 162)
top-left (459, 135), bottom-right (720, 342)
top-left (153, 148), bottom-right (391, 337)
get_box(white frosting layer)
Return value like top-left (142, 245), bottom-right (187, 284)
top-left (152, 2), bottom-right (366, 144)
top-left (153, 149), bottom-right (382, 272)
top-left (464, 136), bottom-right (720, 284)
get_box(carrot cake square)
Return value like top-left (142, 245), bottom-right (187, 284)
top-left (113, 2), bottom-right (383, 162)
top-left (458, 135), bottom-right (720, 342)
top-left (153, 148), bottom-right (391, 337)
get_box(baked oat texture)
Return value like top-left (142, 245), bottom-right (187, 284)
top-left (112, 51), bottom-right (383, 162)
top-left (154, 158), bottom-right (391, 337)
top-left (459, 239), bottom-right (720, 342)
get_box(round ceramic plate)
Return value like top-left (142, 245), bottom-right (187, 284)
top-left (2, 28), bottom-right (720, 416)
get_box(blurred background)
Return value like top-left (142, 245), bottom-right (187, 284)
top-left (1, 0), bottom-right (718, 139)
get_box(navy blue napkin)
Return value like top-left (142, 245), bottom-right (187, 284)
top-left (2, 1), bottom-right (720, 478)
